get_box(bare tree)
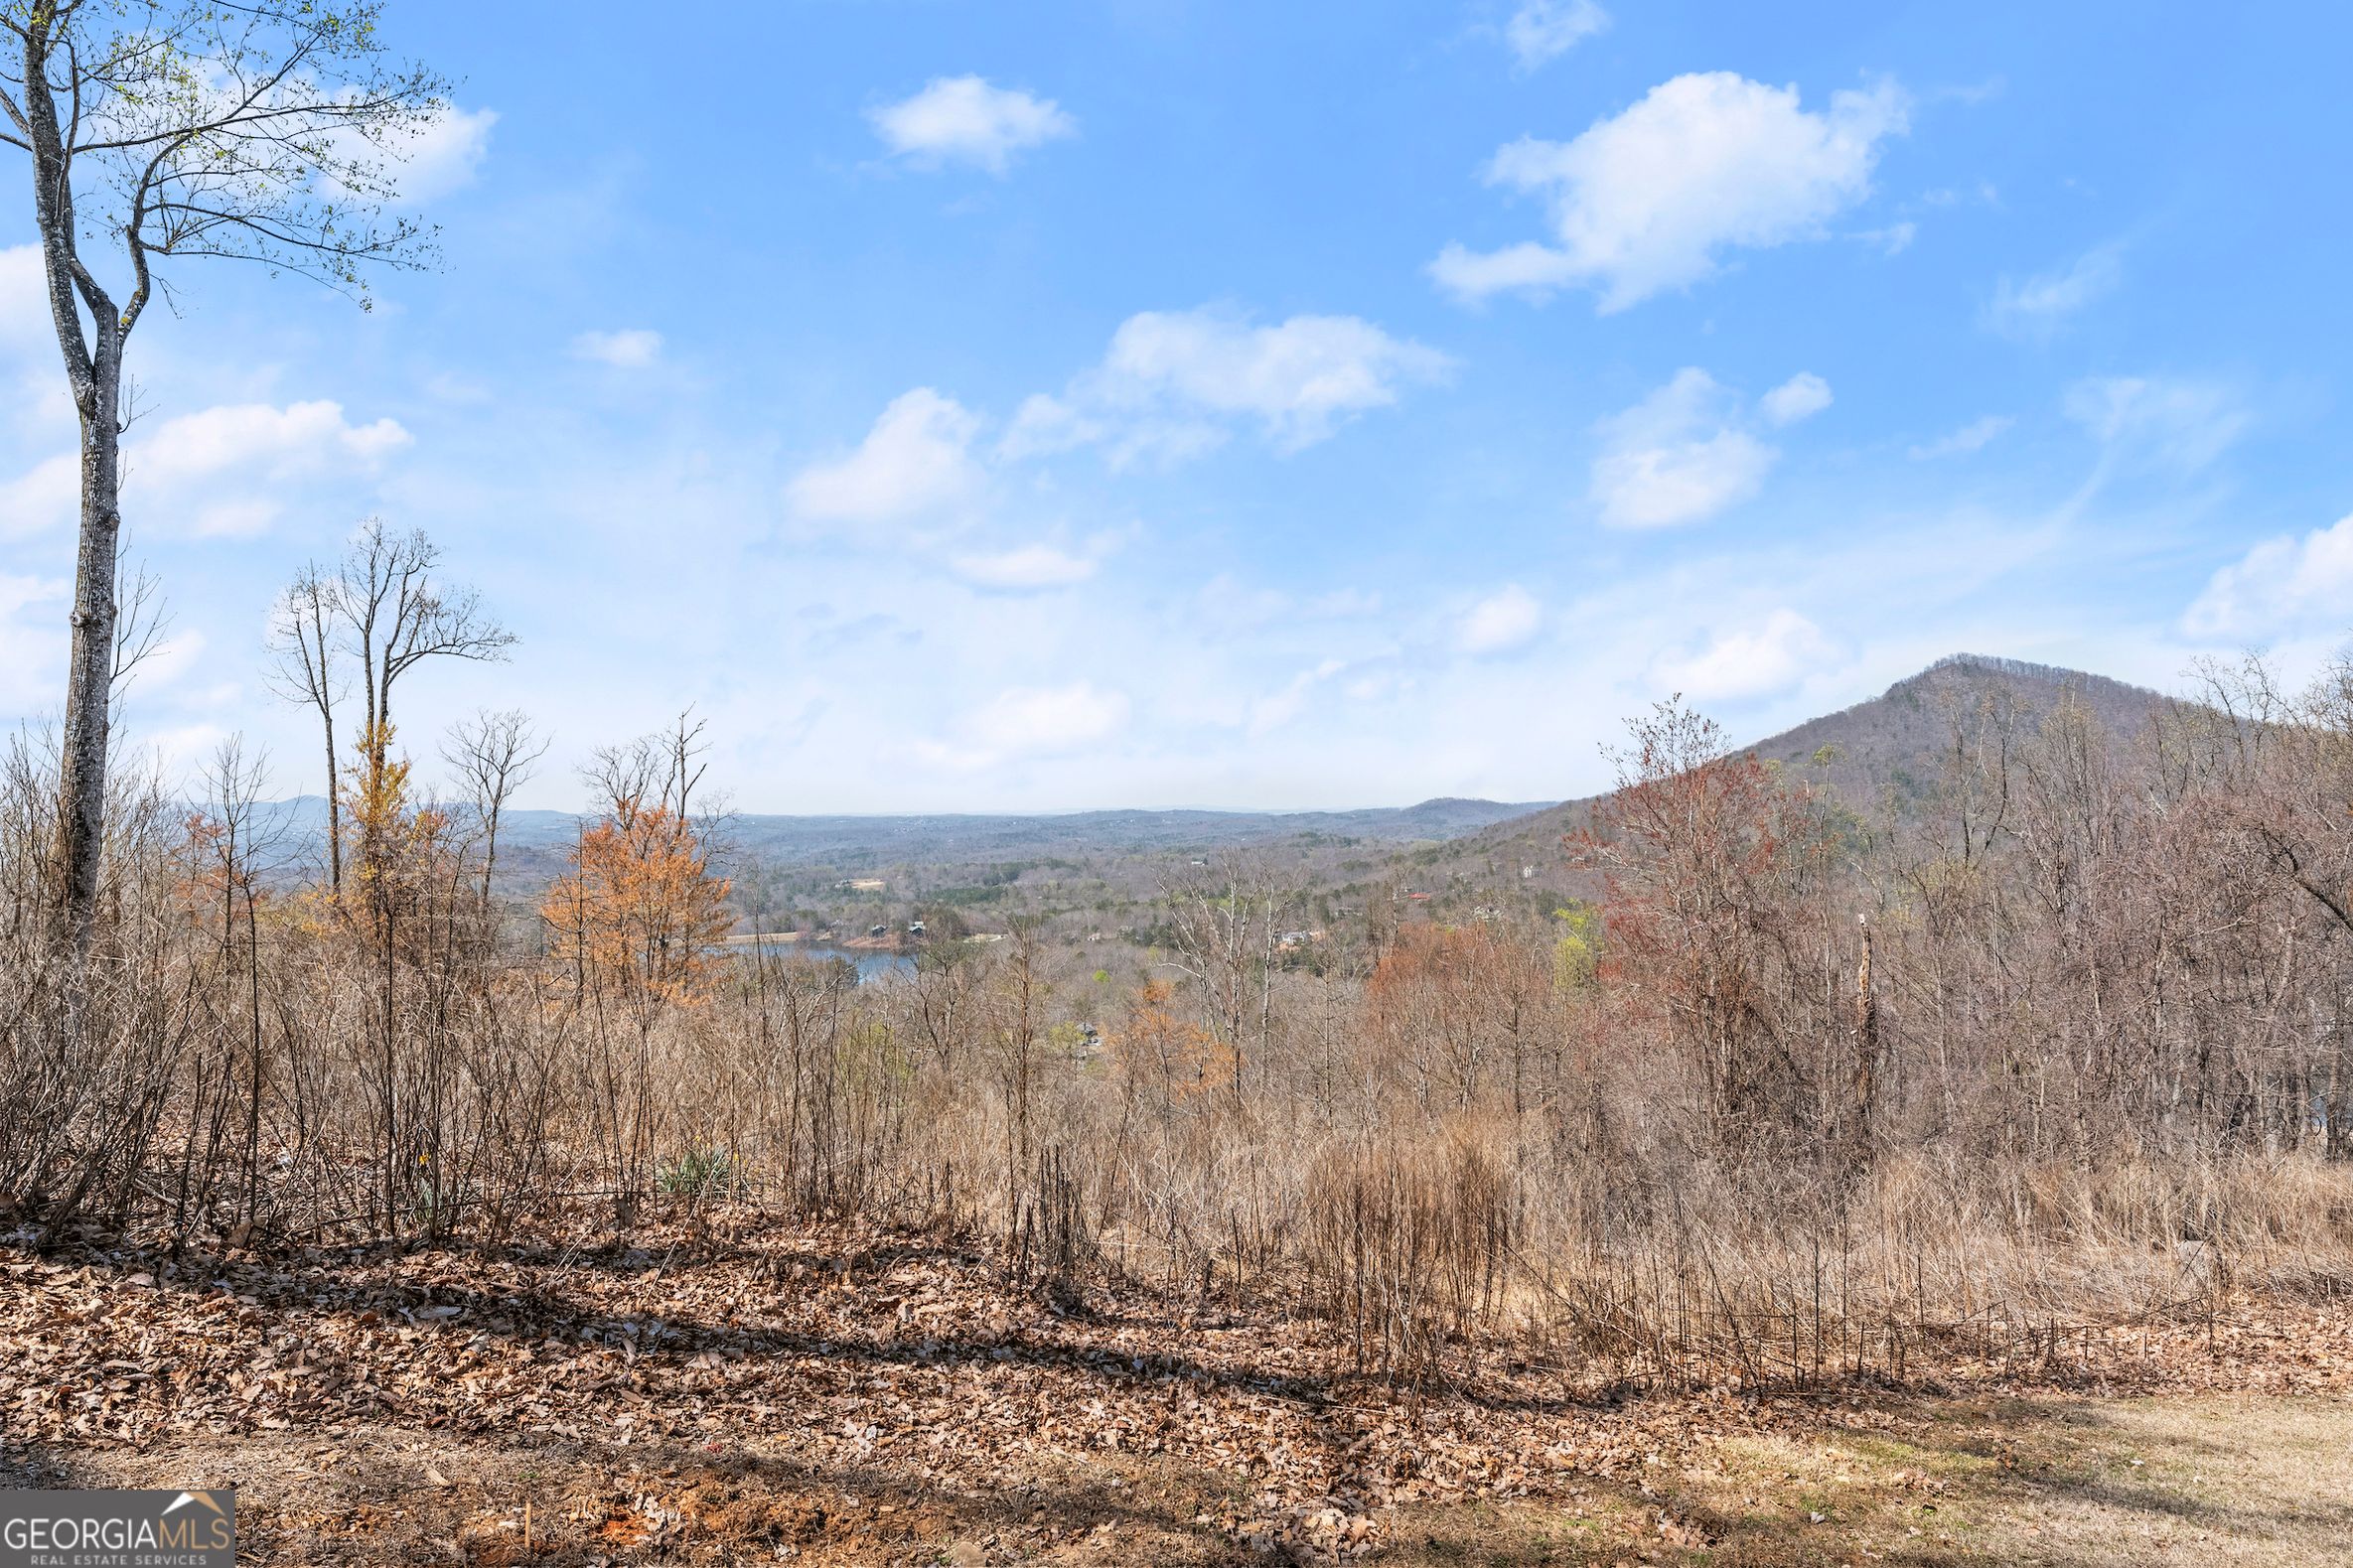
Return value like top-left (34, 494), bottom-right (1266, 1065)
top-left (3, 1), bottom-right (448, 946)
top-left (442, 708), bottom-right (547, 909)
top-left (107, 555), bottom-right (169, 714)
top-left (337, 520), bottom-right (514, 884)
top-left (269, 525), bottom-right (512, 895)
top-left (190, 735), bottom-right (280, 1229)
top-left (1159, 853), bottom-right (1291, 1108)
top-left (583, 708), bottom-right (717, 830)
top-left (266, 562), bottom-right (347, 890)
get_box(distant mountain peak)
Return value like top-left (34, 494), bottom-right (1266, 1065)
top-left (1413, 652), bottom-right (2178, 884)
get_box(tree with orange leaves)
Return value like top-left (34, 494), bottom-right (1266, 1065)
top-left (542, 713), bottom-right (732, 1021)
top-left (1116, 976), bottom-right (1232, 1124)
top-left (1364, 921), bottom-right (1552, 1113)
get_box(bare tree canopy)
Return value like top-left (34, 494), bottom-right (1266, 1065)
top-left (442, 707), bottom-right (547, 907)
top-left (339, 519), bottom-right (515, 751)
top-left (265, 560), bottom-right (346, 887)
top-left (269, 521), bottom-right (514, 895)
top-left (3, 0), bottom-right (450, 945)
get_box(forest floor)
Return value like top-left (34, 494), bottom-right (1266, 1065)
top-left (4, 1213), bottom-right (2349, 1566)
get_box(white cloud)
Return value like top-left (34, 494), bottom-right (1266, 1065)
top-left (1016, 307), bottom-right (1453, 460)
top-left (999, 392), bottom-right (1119, 462)
top-left (1109, 310), bottom-right (1454, 447)
top-left (2064, 375), bottom-right (2248, 475)
top-left (1657, 609), bottom-right (1834, 701)
top-left (1459, 584), bottom-right (1543, 654)
top-left (0, 573), bottom-right (66, 708)
top-left (956, 681), bottom-right (1129, 762)
top-left (139, 400), bottom-right (411, 484)
top-left (786, 388), bottom-right (983, 527)
top-left (951, 542), bottom-right (1099, 591)
top-left (1984, 244), bottom-right (2121, 340)
top-left (131, 628), bottom-right (207, 693)
top-left (1503, 0), bottom-right (1609, 71)
top-left (1908, 414), bottom-right (2012, 460)
top-left (1431, 72), bottom-right (1909, 311)
top-left (0, 453), bottom-right (77, 539)
top-left (146, 723), bottom-right (233, 782)
top-left (1855, 219), bottom-right (1917, 256)
top-left (322, 103), bottom-right (497, 206)
top-left (2184, 513), bottom-right (2353, 640)
top-left (572, 329), bottom-right (662, 368)
top-left (1760, 371), bottom-right (1833, 426)
top-left (1248, 658), bottom-right (1347, 737)
top-left (2, 399), bottom-right (411, 539)
top-left (869, 76), bottom-right (1076, 174)
top-left (1589, 368), bottom-right (1778, 529)
top-left (393, 105), bottom-right (498, 203)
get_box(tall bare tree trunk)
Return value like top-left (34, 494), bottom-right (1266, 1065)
top-left (57, 358), bottom-right (123, 945)
top-left (322, 703), bottom-right (343, 893)
top-left (24, 9), bottom-right (127, 949)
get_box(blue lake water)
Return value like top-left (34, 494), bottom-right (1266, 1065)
top-left (742, 941), bottom-right (915, 984)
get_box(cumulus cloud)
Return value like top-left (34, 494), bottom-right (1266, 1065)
top-left (2064, 375), bottom-right (2248, 475)
top-left (9, 398), bottom-right (408, 537)
top-left (135, 402), bottom-right (410, 536)
top-left (1459, 584), bottom-right (1543, 654)
top-left (869, 76), bottom-right (1076, 174)
top-left (1908, 414), bottom-right (2012, 460)
top-left (1431, 71), bottom-right (1909, 311)
top-left (1657, 609), bottom-right (1834, 701)
top-left (142, 400), bottom-right (410, 482)
top-left (2184, 513), bottom-right (2353, 640)
top-left (0, 399), bottom-right (410, 539)
top-left (572, 329), bottom-right (662, 368)
top-left (1984, 244), bottom-right (2121, 340)
top-left (1008, 307), bottom-right (1453, 462)
top-left (1502, 0), bottom-right (1609, 71)
top-left (950, 542), bottom-right (1099, 591)
top-left (1589, 368), bottom-right (1779, 529)
top-left (786, 388), bottom-right (983, 528)
top-left (1760, 371), bottom-right (1833, 427)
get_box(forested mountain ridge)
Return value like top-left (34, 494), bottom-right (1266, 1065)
top-left (1383, 653), bottom-right (2172, 896)
top-left (234, 792), bottom-right (1555, 900)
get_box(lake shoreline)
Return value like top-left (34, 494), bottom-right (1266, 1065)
top-left (723, 930), bottom-right (906, 952)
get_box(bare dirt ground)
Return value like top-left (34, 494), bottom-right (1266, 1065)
top-left (4, 1215), bottom-right (2348, 1565)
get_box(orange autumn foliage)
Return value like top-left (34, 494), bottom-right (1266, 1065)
top-left (542, 801), bottom-right (732, 1010)
top-left (1116, 976), bottom-right (1234, 1107)
top-left (340, 721), bottom-right (453, 919)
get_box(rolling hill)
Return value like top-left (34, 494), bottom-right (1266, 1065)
top-left (1382, 653), bottom-right (2171, 896)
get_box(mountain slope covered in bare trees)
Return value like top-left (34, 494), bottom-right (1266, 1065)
top-left (1396, 653), bottom-right (2170, 898)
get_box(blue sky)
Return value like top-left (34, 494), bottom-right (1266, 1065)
top-left (4, 0), bottom-right (2350, 812)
